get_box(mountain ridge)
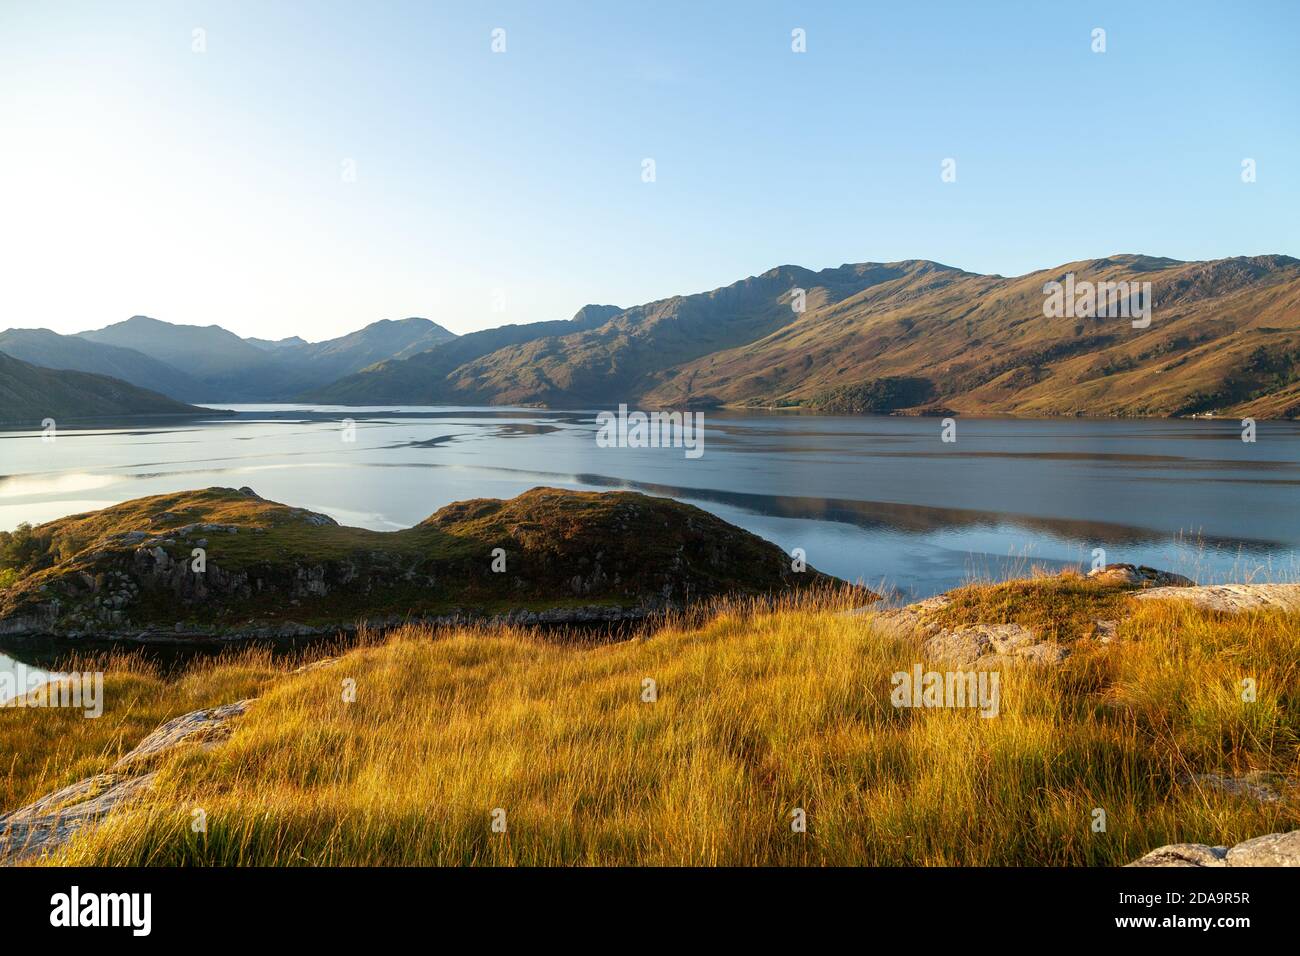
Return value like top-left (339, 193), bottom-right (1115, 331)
top-left (0, 315), bottom-right (461, 402)
top-left (310, 253), bottom-right (1300, 418)
top-left (8, 254), bottom-right (1298, 418)
top-left (0, 352), bottom-right (219, 424)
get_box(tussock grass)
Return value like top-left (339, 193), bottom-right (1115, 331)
top-left (13, 585), bottom-right (1300, 866)
top-left (1, 647), bottom-right (307, 814)
top-left (927, 569), bottom-right (1135, 643)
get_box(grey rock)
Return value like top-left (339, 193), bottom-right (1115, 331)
top-left (1091, 619), bottom-right (1120, 644)
top-left (1, 697), bottom-right (256, 864)
top-left (1225, 830), bottom-right (1300, 867)
top-left (1129, 828), bottom-right (1300, 867)
top-left (0, 772), bottom-right (158, 864)
top-left (1133, 583), bottom-right (1300, 614)
top-left (112, 699), bottom-right (253, 773)
top-left (922, 623), bottom-right (1066, 667)
top-left (1087, 564), bottom-right (1194, 587)
top-left (1127, 843), bottom-right (1228, 868)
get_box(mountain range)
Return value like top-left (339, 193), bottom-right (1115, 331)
top-left (2, 254), bottom-right (1298, 419)
top-left (0, 316), bottom-right (456, 403)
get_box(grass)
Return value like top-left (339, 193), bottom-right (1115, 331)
top-left (0, 647), bottom-right (309, 815)
top-left (5, 580), bottom-right (1294, 867)
top-left (924, 570), bottom-right (1137, 643)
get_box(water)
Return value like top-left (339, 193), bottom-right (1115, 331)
top-left (3, 405), bottom-right (1299, 690)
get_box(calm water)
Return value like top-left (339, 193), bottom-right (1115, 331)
top-left (3, 405), bottom-right (1299, 688)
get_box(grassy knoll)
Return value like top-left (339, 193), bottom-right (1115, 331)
top-left (0, 486), bottom-right (840, 636)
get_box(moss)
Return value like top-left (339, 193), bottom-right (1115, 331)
top-left (923, 572), bottom-right (1136, 643)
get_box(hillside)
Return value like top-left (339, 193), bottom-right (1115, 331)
top-left (310, 255), bottom-right (1300, 418)
top-left (303, 305), bottom-right (622, 404)
top-left (0, 352), bottom-right (217, 425)
top-left (0, 328), bottom-right (207, 401)
top-left (646, 254), bottom-right (1300, 419)
top-left (0, 486), bottom-right (845, 638)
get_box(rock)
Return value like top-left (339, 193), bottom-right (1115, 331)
top-left (921, 625), bottom-right (992, 664)
top-left (1087, 564), bottom-right (1194, 588)
top-left (864, 595), bottom-right (951, 636)
top-left (1133, 583), bottom-right (1300, 614)
top-left (1, 697), bottom-right (255, 864)
top-left (1090, 619), bottom-right (1119, 644)
top-left (1225, 830), bottom-right (1300, 866)
top-left (922, 623), bottom-right (1067, 667)
top-left (1129, 828), bottom-right (1300, 867)
top-left (0, 772), bottom-right (158, 863)
top-left (112, 700), bottom-right (253, 773)
top-left (291, 657), bottom-right (343, 675)
top-left (0, 772), bottom-right (158, 825)
top-left (994, 640), bottom-right (1069, 665)
top-left (1128, 843), bottom-right (1228, 867)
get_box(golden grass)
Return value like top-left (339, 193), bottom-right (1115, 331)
top-left (1, 648), bottom-right (294, 814)
top-left (9, 585), bottom-right (1299, 866)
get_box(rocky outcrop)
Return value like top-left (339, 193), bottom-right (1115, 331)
top-left (1128, 842), bottom-right (1231, 867)
top-left (860, 566), bottom-right (1299, 667)
top-left (1129, 829), bottom-right (1300, 867)
top-left (921, 623), bottom-right (1067, 666)
top-left (1086, 564), bottom-right (1194, 588)
top-left (865, 594), bottom-right (1067, 666)
top-left (0, 699), bottom-right (256, 864)
top-left (0, 772), bottom-right (159, 863)
top-left (111, 700), bottom-right (253, 773)
top-left (1133, 582), bottom-right (1300, 613)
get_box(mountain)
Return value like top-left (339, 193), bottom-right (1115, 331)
top-left (308, 255), bottom-right (1300, 418)
top-left (642, 254), bottom-right (1300, 418)
top-left (263, 317), bottom-right (457, 385)
top-left (78, 316), bottom-right (294, 401)
top-left (303, 306), bottom-right (620, 403)
top-left (75, 315), bottom-right (459, 401)
top-left (0, 352), bottom-right (217, 424)
top-left (246, 335), bottom-right (308, 351)
top-left (0, 328), bottom-right (206, 401)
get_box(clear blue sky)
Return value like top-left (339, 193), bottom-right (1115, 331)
top-left (1, 0), bottom-right (1296, 340)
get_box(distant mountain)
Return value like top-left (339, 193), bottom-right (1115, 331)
top-left (265, 317), bottom-right (457, 384)
top-left (307, 256), bottom-right (1300, 418)
top-left (73, 315), bottom-right (459, 401)
top-left (302, 305), bottom-right (622, 403)
top-left (246, 336), bottom-right (309, 351)
top-left (78, 316), bottom-right (293, 400)
top-left (0, 328), bottom-right (206, 401)
top-left (0, 352), bottom-right (216, 424)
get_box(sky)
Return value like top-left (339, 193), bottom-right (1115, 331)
top-left (1, 0), bottom-right (1296, 342)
